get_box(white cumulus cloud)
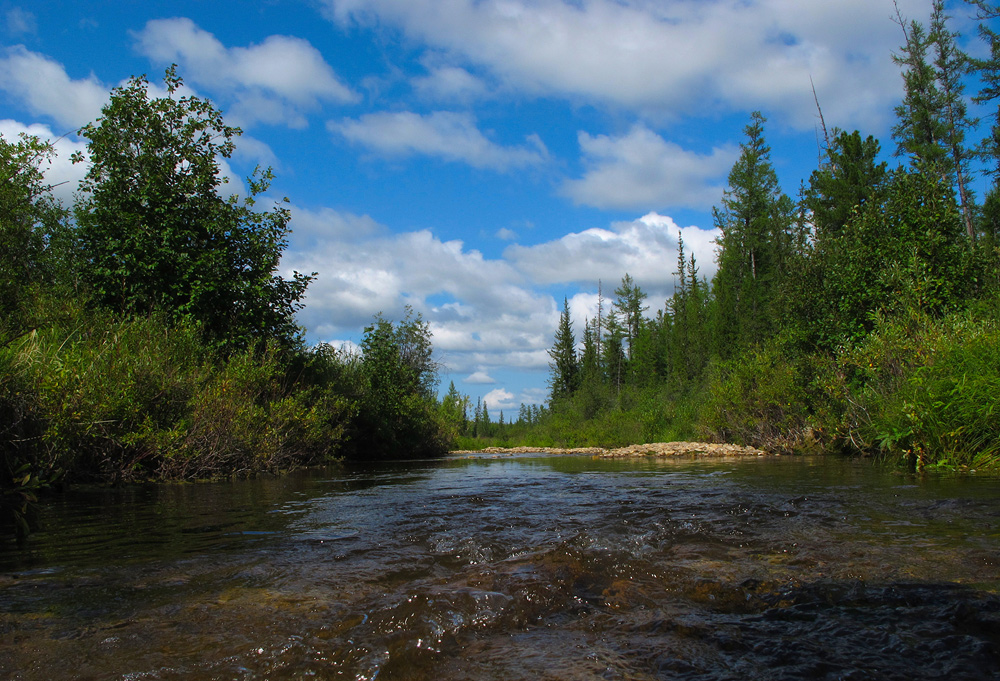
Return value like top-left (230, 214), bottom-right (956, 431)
top-left (506, 212), bottom-right (720, 300)
top-left (0, 46), bottom-right (108, 130)
top-left (483, 388), bottom-right (516, 411)
top-left (320, 0), bottom-right (924, 131)
top-left (563, 125), bottom-right (737, 211)
top-left (330, 110), bottom-right (549, 171)
top-left (133, 17), bottom-right (358, 128)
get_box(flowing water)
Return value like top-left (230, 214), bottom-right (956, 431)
top-left (2, 454), bottom-right (1000, 680)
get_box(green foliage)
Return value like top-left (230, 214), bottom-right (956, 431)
top-left (697, 340), bottom-right (814, 453)
top-left (169, 344), bottom-right (352, 478)
top-left (73, 66), bottom-right (313, 352)
top-left (790, 167), bottom-right (971, 351)
top-left (547, 297), bottom-right (579, 402)
top-left (710, 112), bottom-right (795, 358)
top-left (345, 309), bottom-right (450, 459)
top-left (0, 133), bottom-right (69, 344)
top-left (0, 307), bottom-right (352, 489)
top-left (834, 308), bottom-right (1000, 469)
top-left (805, 130), bottom-right (888, 238)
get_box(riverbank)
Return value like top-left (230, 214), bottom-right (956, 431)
top-left (451, 441), bottom-right (771, 457)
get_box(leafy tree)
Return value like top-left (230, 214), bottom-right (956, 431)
top-left (73, 66), bottom-right (313, 351)
top-left (0, 133), bottom-right (68, 342)
top-left (710, 111), bottom-right (794, 357)
top-left (819, 168), bottom-right (969, 345)
top-left (547, 298), bottom-right (579, 402)
top-left (351, 309), bottom-right (447, 458)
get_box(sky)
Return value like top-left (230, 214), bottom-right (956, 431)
top-left (0, 0), bottom-right (994, 415)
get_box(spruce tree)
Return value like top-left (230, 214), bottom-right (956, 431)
top-left (613, 274), bottom-right (648, 361)
top-left (805, 130), bottom-right (888, 239)
top-left (929, 0), bottom-right (977, 242)
top-left (547, 297), bottom-right (580, 402)
top-left (892, 16), bottom-right (951, 174)
top-left (601, 309), bottom-right (626, 394)
top-left (710, 111), bottom-right (794, 358)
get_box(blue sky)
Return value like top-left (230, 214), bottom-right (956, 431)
top-left (1, 0), bottom-right (993, 414)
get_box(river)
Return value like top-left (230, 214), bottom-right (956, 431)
top-left (2, 453), bottom-right (1000, 680)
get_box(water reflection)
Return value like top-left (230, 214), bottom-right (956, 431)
top-left (2, 455), bottom-right (1000, 680)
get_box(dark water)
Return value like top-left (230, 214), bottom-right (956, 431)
top-left (3, 454), bottom-right (1000, 680)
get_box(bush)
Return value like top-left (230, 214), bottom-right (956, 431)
top-left (840, 308), bottom-right (1000, 469)
top-left (697, 340), bottom-right (813, 452)
top-left (0, 309), bottom-right (354, 485)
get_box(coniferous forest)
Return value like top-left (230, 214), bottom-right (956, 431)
top-left (4, 1), bottom-right (1000, 540)
top-left (452, 1), bottom-right (1000, 471)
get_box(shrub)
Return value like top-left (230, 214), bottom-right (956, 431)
top-left (697, 340), bottom-right (813, 452)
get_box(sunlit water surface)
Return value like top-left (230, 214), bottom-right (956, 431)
top-left (2, 454), bottom-right (1000, 680)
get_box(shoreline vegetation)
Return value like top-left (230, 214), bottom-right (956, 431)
top-left (451, 442), bottom-right (771, 458)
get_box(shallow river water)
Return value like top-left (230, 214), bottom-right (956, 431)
top-left (3, 454), bottom-right (1000, 680)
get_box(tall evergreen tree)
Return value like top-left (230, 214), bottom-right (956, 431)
top-left (601, 308), bottom-right (626, 394)
top-left (929, 0), bottom-right (978, 242)
top-left (613, 273), bottom-right (648, 361)
top-left (892, 15), bottom-right (951, 174)
top-left (969, 0), bottom-right (1000, 243)
top-left (710, 111), bottom-right (794, 357)
top-left (547, 297), bottom-right (580, 402)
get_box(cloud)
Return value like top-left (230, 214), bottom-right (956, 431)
top-left (5, 8), bottom-right (36, 36)
top-left (563, 125), bottom-right (737, 211)
top-left (506, 212), bottom-right (720, 299)
top-left (465, 371), bottom-right (496, 384)
top-left (0, 119), bottom-right (89, 205)
top-left (320, 0), bottom-right (923, 131)
top-left (0, 46), bottom-right (108, 130)
top-left (483, 388), bottom-right (516, 411)
top-left (330, 110), bottom-right (548, 171)
top-left (289, 206), bottom-right (388, 246)
top-left (283, 208), bottom-right (557, 373)
top-left (133, 17), bottom-right (357, 128)
top-left (412, 62), bottom-right (489, 102)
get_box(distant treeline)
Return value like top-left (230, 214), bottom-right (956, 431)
top-left (1, 68), bottom-right (451, 540)
top-left (458, 1), bottom-right (1000, 471)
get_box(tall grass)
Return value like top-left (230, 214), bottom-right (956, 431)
top-left (0, 309), bottom-right (352, 488)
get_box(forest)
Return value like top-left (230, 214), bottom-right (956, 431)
top-left (3, 1), bottom-right (1000, 540)
top-left (451, 0), bottom-right (1000, 472)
